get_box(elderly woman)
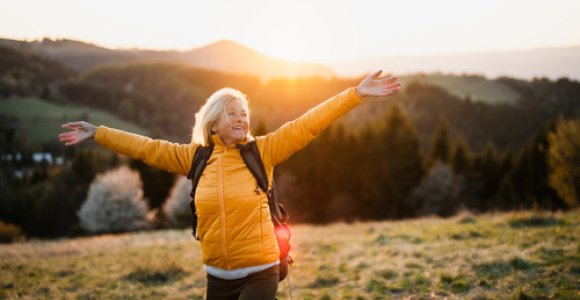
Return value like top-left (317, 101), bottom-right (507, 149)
top-left (59, 71), bottom-right (400, 299)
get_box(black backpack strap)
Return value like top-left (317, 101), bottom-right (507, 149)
top-left (237, 141), bottom-right (289, 224)
top-left (236, 141), bottom-right (268, 193)
top-left (187, 144), bottom-right (214, 240)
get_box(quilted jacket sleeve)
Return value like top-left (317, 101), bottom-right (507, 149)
top-left (260, 87), bottom-right (362, 166)
top-left (94, 126), bottom-right (196, 176)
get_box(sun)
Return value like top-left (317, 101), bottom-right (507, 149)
top-left (237, 1), bottom-right (358, 62)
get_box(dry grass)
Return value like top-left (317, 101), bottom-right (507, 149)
top-left (1, 210), bottom-right (578, 299)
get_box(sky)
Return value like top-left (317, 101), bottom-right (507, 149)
top-left (1, 0), bottom-right (580, 63)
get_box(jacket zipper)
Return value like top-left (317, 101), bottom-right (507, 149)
top-left (217, 153), bottom-right (231, 268)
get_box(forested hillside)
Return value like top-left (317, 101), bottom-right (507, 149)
top-left (0, 46), bottom-right (75, 97)
top-left (1, 45), bottom-right (579, 238)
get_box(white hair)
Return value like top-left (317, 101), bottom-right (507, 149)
top-left (192, 88), bottom-right (251, 146)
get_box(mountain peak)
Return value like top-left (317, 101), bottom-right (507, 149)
top-left (207, 39), bottom-right (247, 48)
top-left (196, 39), bottom-right (263, 57)
top-left (185, 39), bottom-right (334, 79)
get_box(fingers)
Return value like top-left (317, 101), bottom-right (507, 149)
top-left (385, 85), bottom-right (401, 94)
top-left (381, 89), bottom-right (400, 96)
top-left (373, 81), bottom-right (401, 96)
top-left (58, 132), bottom-right (76, 141)
top-left (381, 79), bottom-right (401, 94)
top-left (361, 70), bottom-right (383, 86)
top-left (61, 121), bottom-right (84, 130)
top-left (58, 132), bottom-right (73, 139)
top-left (384, 82), bottom-right (402, 90)
top-left (376, 83), bottom-right (402, 97)
top-left (370, 70), bottom-right (383, 80)
top-left (62, 121), bottom-right (94, 129)
top-left (58, 132), bottom-right (78, 146)
top-left (381, 76), bottom-right (399, 84)
top-left (365, 72), bottom-right (399, 88)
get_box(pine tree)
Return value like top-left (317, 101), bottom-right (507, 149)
top-left (500, 148), bottom-right (514, 177)
top-left (450, 136), bottom-right (470, 175)
top-left (430, 117), bottom-right (451, 164)
top-left (71, 149), bottom-right (97, 184)
top-left (510, 146), bottom-right (534, 208)
top-left (349, 126), bottom-right (383, 220)
top-left (377, 105), bottom-right (424, 218)
top-left (479, 142), bottom-right (502, 206)
top-left (508, 125), bottom-right (563, 209)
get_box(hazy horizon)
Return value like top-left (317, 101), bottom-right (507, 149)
top-left (4, 35), bottom-right (580, 61)
top-left (3, 35), bottom-right (580, 80)
top-left (2, 0), bottom-right (580, 63)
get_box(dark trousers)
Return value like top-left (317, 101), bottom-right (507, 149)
top-left (206, 265), bottom-right (279, 300)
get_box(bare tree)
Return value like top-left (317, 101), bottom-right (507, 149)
top-left (78, 166), bottom-right (150, 233)
top-left (406, 161), bottom-right (463, 217)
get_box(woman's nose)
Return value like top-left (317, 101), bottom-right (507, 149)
top-left (232, 115), bottom-right (244, 123)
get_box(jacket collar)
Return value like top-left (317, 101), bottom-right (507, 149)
top-left (210, 134), bottom-right (253, 148)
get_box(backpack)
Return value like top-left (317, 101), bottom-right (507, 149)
top-left (187, 140), bottom-right (293, 281)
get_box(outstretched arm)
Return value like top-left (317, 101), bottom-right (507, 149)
top-left (59, 121), bottom-right (195, 176)
top-left (59, 121), bottom-right (97, 146)
top-left (260, 70), bottom-right (401, 166)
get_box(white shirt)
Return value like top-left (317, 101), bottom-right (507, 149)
top-left (204, 260), bottom-right (279, 280)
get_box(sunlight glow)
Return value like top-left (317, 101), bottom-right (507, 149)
top-left (0, 0), bottom-right (579, 62)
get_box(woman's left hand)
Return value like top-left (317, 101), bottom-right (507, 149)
top-left (59, 121), bottom-right (97, 146)
top-left (355, 70), bottom-right (401, 98)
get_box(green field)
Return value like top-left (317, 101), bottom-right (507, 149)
top-left (1, 211), bottom-right (578, 299)
top-left (404, 74), bottom-right (522, 105)
top-left (0, 97), bottom-right (147, 144)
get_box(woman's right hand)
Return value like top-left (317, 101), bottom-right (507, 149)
top-left (355, 70), bottom-right (401, 98)
top-left (59, 121), bottom-right (97, 146)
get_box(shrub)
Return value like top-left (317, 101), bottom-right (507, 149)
top-left (162, 176), bottom-right (192, 227)
top-left (0, 220), bottom-right (26, 243)
top-left (78, 166), bottom-right (150, 233)
top-left (406, 161), bottom-right (463, 217)
top-left (547, 118), bottom-right (580, 208)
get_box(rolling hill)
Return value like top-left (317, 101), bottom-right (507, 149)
top-left (3, 36), bottom-right (575, 105)
top-left (8, 37), bottom-right (580, 83)
top-left (330, 46), bottom-right (580, 81)
top-left (0, 38), bottom-right (334, 81)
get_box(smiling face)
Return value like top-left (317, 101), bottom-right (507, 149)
top-left (211, 99), bottom-right (249, 146)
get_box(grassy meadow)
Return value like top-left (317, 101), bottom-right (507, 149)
top-left (0, 97), bottom-right (147, 144)
top-left (1, 210), bottom-right (578, 299)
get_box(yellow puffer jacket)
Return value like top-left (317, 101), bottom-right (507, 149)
top-left (94, 87), bottom-right (362, 269)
